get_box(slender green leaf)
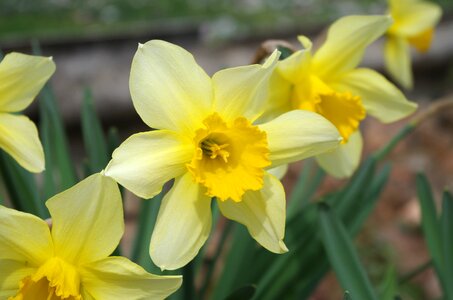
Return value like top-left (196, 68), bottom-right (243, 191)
top-left (81, 88), bottom-right (109, 173)
top-left (0, 151), bottom-right (46, 217)
top-left (441, 190), bottom-right (453, 300)
top-left (33, 39), bottom-right (77, 191)
top-left (253, 159), bottom-right (388, 300)
top-left (107, 127), bottom-right (121, 157)
top-left (379, 266), bottom-right (398, 300)
top-left (131, 192), bottom-right (164, 274)
top-left (416, 174), bottom-right (443, 278)
top-left (224, 285), bottom-right (256, 300)
top-left (287, 159), bottom-right (325, 219)
top-left (211, 225), bottom-right (256, 300)
top-left (39, 85), bottom-right (78, 190)
top-left (318, 203), bottom-right (378, 300)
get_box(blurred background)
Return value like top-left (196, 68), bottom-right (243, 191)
top-left (2, 0), bottom-right (453, 299)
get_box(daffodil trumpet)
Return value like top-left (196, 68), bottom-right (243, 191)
top-left (0, 53), bottom-right (55, 172)
top-left (105, 40), bottom-right (342, 270)
top-left (385, 0), bottom-right (442, 89)
top-left (0, 173), bottom-right (182, 300)
top-left (263, 15), bottom-right (417, 178)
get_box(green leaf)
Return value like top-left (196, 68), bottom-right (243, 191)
top-left (0, 151), bottom-right (46, 217)
top-left (287, 159), bottom-right (325, 219)
top-left (379, 266), bottom-right (398, 300)
top-left (211, 225), bottom-right (256, 300)
top-left (39, 85), bottom-right (78, 192)
top-left (253, 159), bottom-right (388, 300)
top-left (33, 40), bottom-right (77, 194)
top-left (81, 88), bottom-right (109, 174)
top-left (131, 192), bottom-right (164, 274)
top-left (441, 190), bottom-right (453, 300)
top-left (318, 203), bottom-right (378, 300)
top-left (416, 174), bottom-right (443, 278)
top-left (344, 291), bottom-right (352, 300)
top-left (224, 285), bottom-right (256, 300)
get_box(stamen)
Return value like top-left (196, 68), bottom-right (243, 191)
top-left (200, 139), bottom-right (230, 162)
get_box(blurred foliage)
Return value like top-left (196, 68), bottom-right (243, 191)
top-left (1, 0), bottom-right (452, 43)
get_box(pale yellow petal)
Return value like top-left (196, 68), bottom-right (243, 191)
top-left (217, 172), bottom-right (288, 253)
top-left (150, 173), bottom-right (212, 270)
top-left (212, 50), bottom-right (279, 123)
top-left (277, 36), bottom-right (312, 83)
top-left (259, 110), bottom-right (341, 167)
top-left (258, 71), bottom-right (293, 123)
top-left (46, 173), bottom-right (123, 265)
top-left (316, 130), bottom-right (363, 178)
top-left (80, 256), bottom-right (182, 300)
top-left (105, 130), bottom-right (194, 199)
top-left (389, 0), bottom-right (442, 36)
top-left (0, 53), bottom-right (55, 112)
top-left (0, 113), bottom-right (44, 173)
top-left (130, 40), bottom-right (213, 134)
top-left (0, 206), bottom-right (53, 265)
top-left (313, 15), bottom-right (392, 79)
top-left (267, 164), bottom-right (288, 180)
top-left (0, 259), bottom-right (36, 297)
top-left (384, 35), bottom-right (412, 89)
top-left (331, 68), bottom-right (417, 123)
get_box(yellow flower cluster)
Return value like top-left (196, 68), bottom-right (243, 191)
top-left (0, 1), bottom-right (441, 298)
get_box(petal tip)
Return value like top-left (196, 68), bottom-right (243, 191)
top-left (279, 240), bottom-right (289, 253)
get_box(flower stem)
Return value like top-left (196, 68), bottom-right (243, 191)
top-left (373, 96), bottom-right (453, 162)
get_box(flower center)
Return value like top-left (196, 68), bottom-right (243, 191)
top-left (10, 257), bottom-right (82, 300)
top-left (200, 138), bottom-right (230, 162)
top-left (187, 113), bottom-right (270, 202)
top-left (292, 75), bottom-right (365, 142)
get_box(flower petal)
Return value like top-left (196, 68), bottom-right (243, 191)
top-left (316, 130), bottom-right (363, 178)
top-left (0, 53), bottom-right (55, 113)
top-left (105, 130), bottom-right (194, 199)
top-left (212, 50), bottom-right (279, 123)
top-left (130, 40), bottom-right (213, 133)
top-left (217, 172), bottom-right (288, 253)
top-left (267, 164), bottom-right (288, 180)
top-left (277, 36), bottom-right (313, 83)
top-left (150, 173), bottom-right (212, 270)
top-left (259, 110), bottom-right (342, 167)
top-left (0, 113), bottom-right (44, 173)
top-left (331, 68), bottom-right (417, 123)
top-left (46, 173), bottom-right (123, 265)
top-left (0, 206), bottom-right (53, 265)
top-left (389, 0), bottom-right (442, 36)
top-left (80, 256), bottom-right (182, 300)
top-left (313, 15), bottom-right (392, 79)
top-left (384, 35), bottom-right (413, 89)
top-left (0, 259), bottom-right (36, 297)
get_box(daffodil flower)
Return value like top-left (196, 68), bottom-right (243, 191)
top-left (385, 0), bottom-right (442, 89)
top-left (105, 40), bottom-right (341, 270)
top-left (264, 15), bottom-right (417, 178)
top-left (0, 173), bottom-right (182, 299)
top-left (0, 53), bottom-right (55, 173)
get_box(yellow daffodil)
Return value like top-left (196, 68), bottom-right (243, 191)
top-left (264, 15), bottom-right (417, 178)
top-left (105, 40), bottom-right (341, 270)
top-left (0, 53), bottom-right (55, 173)
top-left (385, 0), bottom-right (442, 89)
top-left (0, 173), bottom-right (182, 299)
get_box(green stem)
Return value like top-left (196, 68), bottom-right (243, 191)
top-left (374, 97), bottom-right (453, 162)
top-left (373, 123), bottom-right (415, 162)
top-left (200, 220), bottom-right (234, 299)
